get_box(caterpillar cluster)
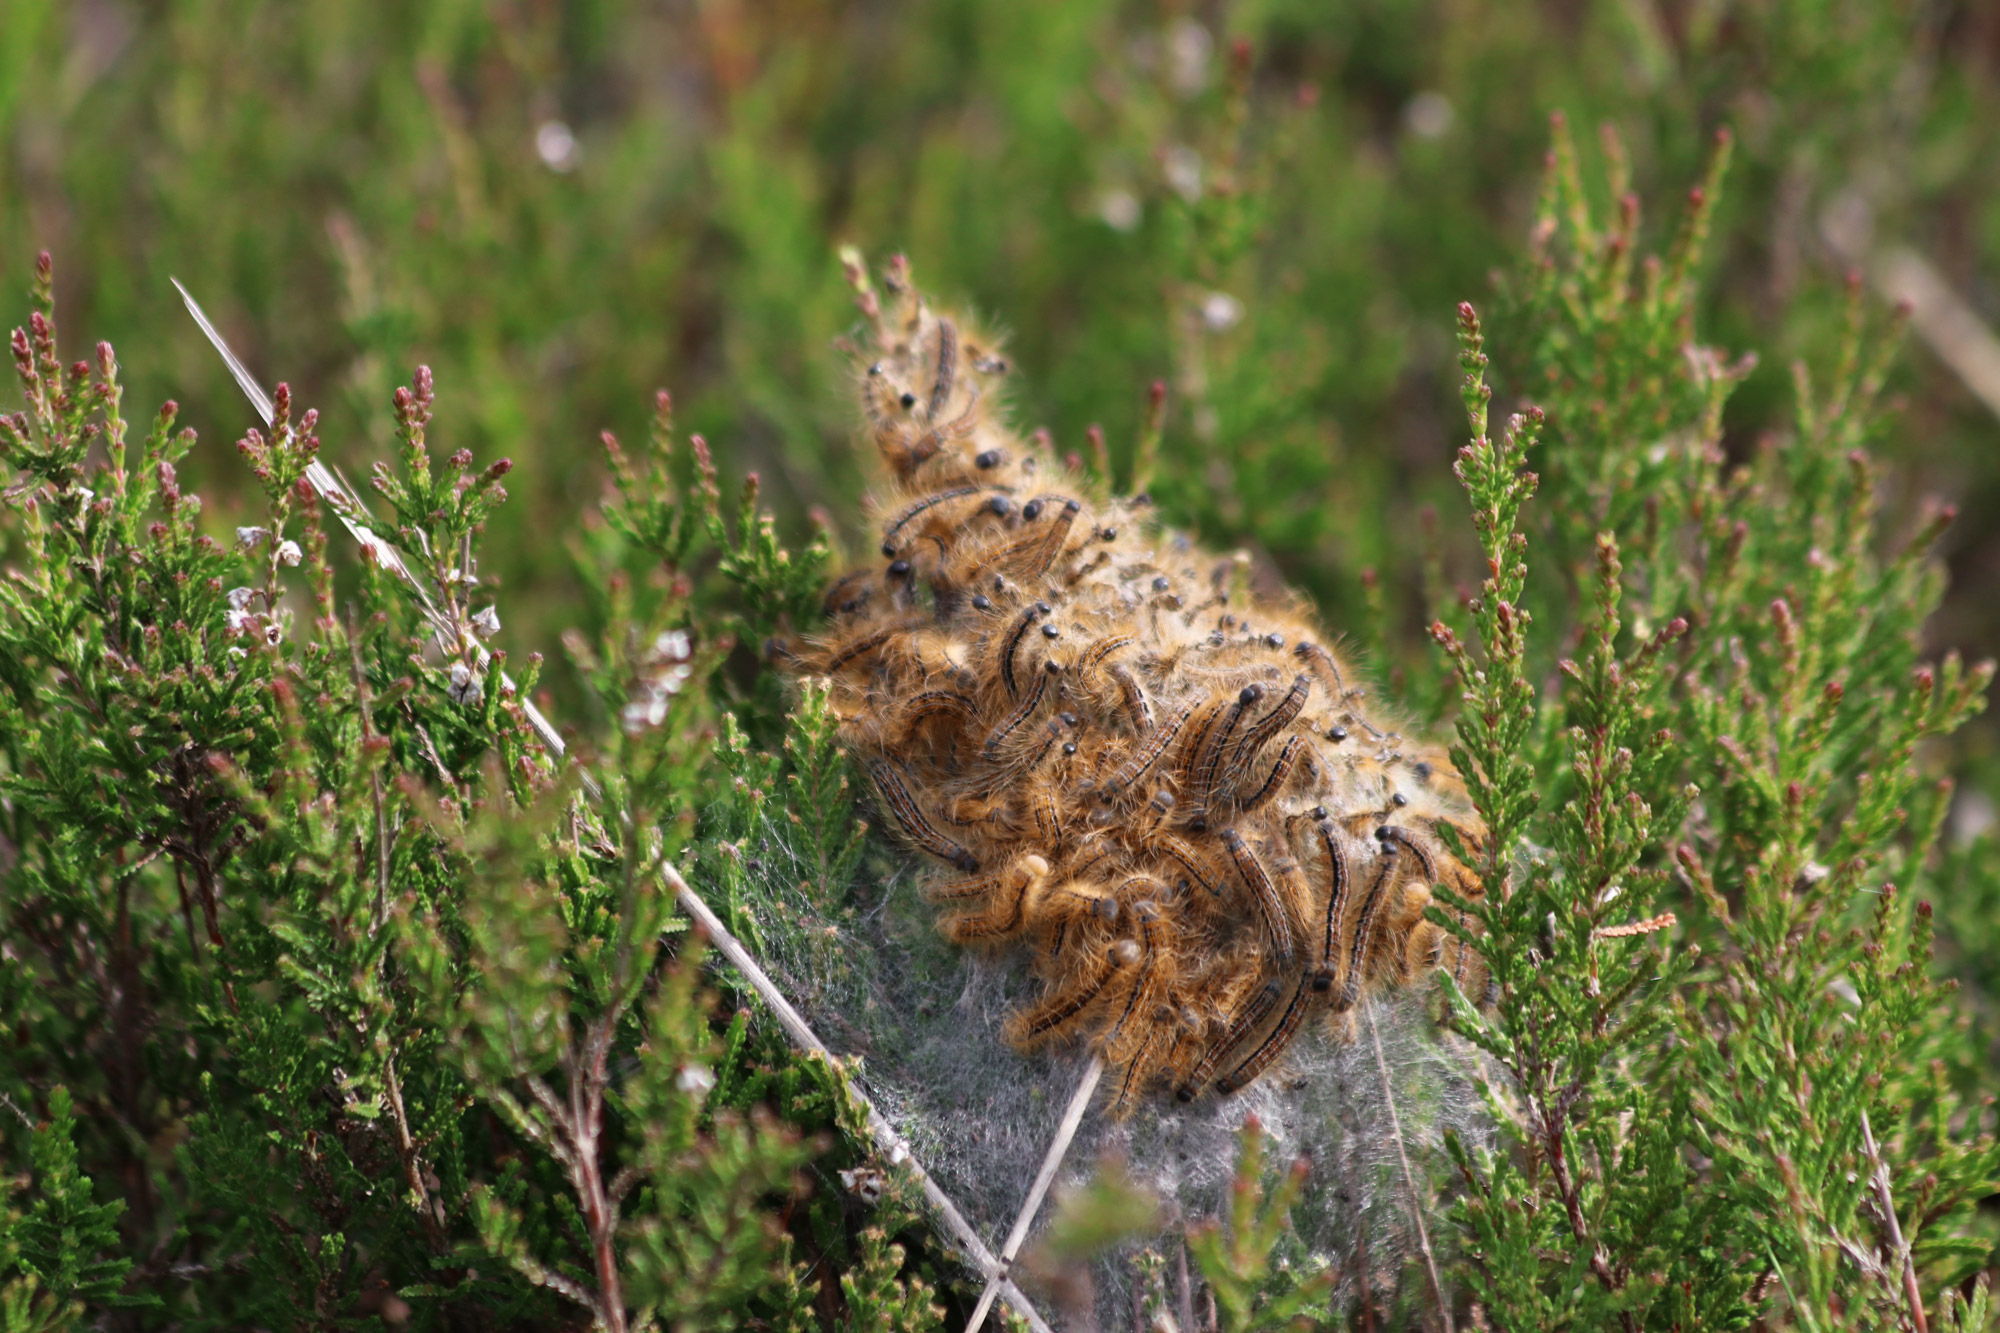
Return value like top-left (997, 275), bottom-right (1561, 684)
top-left (794, 258), bottom-right (1491, 1116)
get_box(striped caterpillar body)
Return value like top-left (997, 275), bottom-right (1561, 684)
top-left (796, 259), bottom-right (1492, 1116)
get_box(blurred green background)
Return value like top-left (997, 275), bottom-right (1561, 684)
top-left (3, 0), bottom-right (1997, 738)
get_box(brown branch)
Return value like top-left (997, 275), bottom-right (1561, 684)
top-left (1540, 1093), bottom-right (1631, 1332)
top-left (173, 859), bottom-right (200, 958)
top-left (381, 1053), bottom-right (446, 1253)
top-left (566, 1015), bottom-right (627, 1333)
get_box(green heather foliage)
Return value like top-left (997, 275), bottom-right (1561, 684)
top-left (1432, 134), bottom-right (2000, 1326)
top-left (4, 2), bottom-right (2000, 1330)
top-left (0, 263), bottom-right (936, 1330)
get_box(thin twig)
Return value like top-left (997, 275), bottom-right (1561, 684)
top-left (0, 1089), bottom-right (33, 1129)
top-left (381, 1052), bottom-right (446, 1253)
top-left (1859, 1108), bottom-right (1928, 1333)
top-left (1364, 1000), bottom-right (1453, 1333)
top-left (964, 1055), bottom-right (1105, 1333)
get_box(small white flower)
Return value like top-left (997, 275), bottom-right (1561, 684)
top-left (263, 618), bottom-right (285, 646)
top-left (1200, 292), bottom-right (1243, 332)
top-left (620, 630), bottom-right (697, 732)
top-left (444, 565), bottom-right (479, 586)
top-left (536, 120), bottom-right (578, 173)
top-left (225, 609), bottom-right (252, 634)
top-left (469, 605), bottom-right (502, 639)
top-left (1098, 189), bottom-right (1142, 233)
top-left (675, 1064), bottom-right (715, 1094)
top-left (620, 693), bottom-right (670, 734)
top-left (275, 540), bottom-right (303, 567)
top-left (1403, 91), bottom-right (1454, 140)
top-left (1162, 144), bottom-right (1202, 202)
top-left (235, 526), bottom-right (270, 550)
top-left (226, 586), bottom-right (257, 611)
top-left (448, 660), bottom-right (482, 706)
top-left (839, 1166), bottom-right (886, 1205)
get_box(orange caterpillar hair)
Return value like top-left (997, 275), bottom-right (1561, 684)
top-left (795, 256), bottom-right (1490, 1116)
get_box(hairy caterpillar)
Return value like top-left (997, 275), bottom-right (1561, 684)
top-left (795, 256), bottom-right (1491, 1116)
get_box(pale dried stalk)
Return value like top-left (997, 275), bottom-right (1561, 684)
top-left (176, 282), bottom-right (1054, 1333)
top-left (1873, 249), bottom-right (2000, 425)
top-left (1364, 1000), bottom-right (1453, 1333)
top-left (1859, 1108), bottom-right (1928, 1333)
top-left (963, 1054), bottom-right (1105, 1333)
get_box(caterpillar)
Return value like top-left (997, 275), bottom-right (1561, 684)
top-left (796, 258), bottom-right (1492, 1116)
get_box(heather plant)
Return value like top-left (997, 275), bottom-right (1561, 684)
top-left (0, 260), bottom-right (952, 1330)
top-left (1429, 130), bottom-right (2000, 1327)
